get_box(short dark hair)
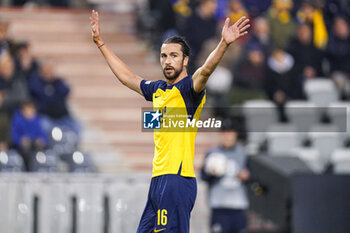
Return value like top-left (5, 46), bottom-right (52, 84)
top-left (163, 36), bottom-right (191, 58)
top-left (20, 99), bottom-right (35, 110)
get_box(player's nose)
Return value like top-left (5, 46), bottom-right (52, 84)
top-left (164, 56), bottom-right (172, 65)
top-left (165, 60), bottom-right (171, 66)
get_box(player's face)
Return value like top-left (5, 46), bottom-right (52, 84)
top-left (160, 43), bottom-right (188, 81)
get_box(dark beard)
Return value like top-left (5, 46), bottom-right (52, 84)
top-left (163, 66), bottom-right (183, 81)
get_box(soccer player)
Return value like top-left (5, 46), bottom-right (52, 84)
top-left (90, 9), bottom-right (250, 233)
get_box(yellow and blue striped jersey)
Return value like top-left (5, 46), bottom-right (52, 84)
top-left (140, 76), bottom-right (206, 178)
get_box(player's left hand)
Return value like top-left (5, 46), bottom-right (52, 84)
top-left (90, 9), bottom-right (103, 45)
top-left (222, 16), bottom-right (250, 45)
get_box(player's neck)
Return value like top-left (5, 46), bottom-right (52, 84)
top-left (166, 70), bottom-right (188, 85)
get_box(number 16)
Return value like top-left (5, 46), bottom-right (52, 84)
top-left (157, 209), bottom-right (167, 226)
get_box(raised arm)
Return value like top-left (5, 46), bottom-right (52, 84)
top-left (192, 16), bottom-right (250, 93)
top-left (90, 10), bottom-right (143, 95)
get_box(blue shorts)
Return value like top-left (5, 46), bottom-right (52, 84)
top-left (211, 208), bottom-right (247, 233)
top-left (137, 174), bottom-right (197, 233)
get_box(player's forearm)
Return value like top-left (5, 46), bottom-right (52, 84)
top-left (200, 38), bottom-right (228, 77)
top-left (97, 43), bottom-right (142, 93)
top-left (192, 39), bottom-right (228, 92)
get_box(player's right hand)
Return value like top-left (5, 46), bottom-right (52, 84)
top-left (90, 10), bottom-right (103, 45)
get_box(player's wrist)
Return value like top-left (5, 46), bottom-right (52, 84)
top-left (94, 39), bottom-right (104, 48)
top-left (220, 37), bottom-right (230, 47)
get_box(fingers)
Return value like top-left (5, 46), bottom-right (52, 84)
top-left (233, 16), bottom-right (246, 27)
top-left (91, 9), bottom-right (99, 22)
top-left (240, 31), bottom-right (249, 37)
top-left (224, 17), bottom-right (230, 29)
top-left (89, 17), bottom-right (96, 31)
top-left (239, 19), bottom-right (250, 29)
top-left (90, 10), bottom-right (100, 32)
top-left (235, 17), bottom-right (250, 38)
top-left (239, 24), bottom-right (250, 33)
top-left (234, 16), bottom-right (250, 30)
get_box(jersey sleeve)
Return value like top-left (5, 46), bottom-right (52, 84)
top-left (177, 76), bottom-right (206, 119)
top-left (140, 80), bottom-right (158, 101)
top-left (189, 76), bottom-right (205, 102)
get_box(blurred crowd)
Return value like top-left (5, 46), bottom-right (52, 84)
top-left (0, 0), bottom-right (70, 7)
top-left (136, 0), bottom-right (350, 112)
top-left (0, 19), bottom-right (93, 173)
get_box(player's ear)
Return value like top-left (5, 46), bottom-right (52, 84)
top-left (183, 55), bottom-right (189, 67)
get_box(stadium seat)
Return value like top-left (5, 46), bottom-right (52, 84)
top-left (328, 102), bottom-right (350, 144)
top-left (63, 151), bottom-right (96, 173)
top-left (330, 148), bottom-right (350, 174)
top-left (285, 101), bottom-right (319, 139)
top-left (0, 150), bottom-right (25, 172)
top-left (266, 124), bottom-right (301, 156)
top-left (51, 127), bottom-right (81, 170)
top-left (291, 147), bottom-right (324, 173)
top-left (51, 127), bottom-right (79, 153)
top-left (309, 124), bottom-right (342, 166)
top-left (243, 100), bottom-right (277, 145)
top-left (304, 78), bottom-right (339, 107)
top-left (28, 150), bottom-right (59, 173)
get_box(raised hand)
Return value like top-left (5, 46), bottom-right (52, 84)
top-left (89, 10), bottom-right (103, 45)
top-left (222, 16), bottom-right (250, 45)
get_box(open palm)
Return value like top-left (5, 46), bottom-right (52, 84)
top-left (89, 10), bottom-right (102, 44)
top-left (222, 16), bottom-right (250, 45)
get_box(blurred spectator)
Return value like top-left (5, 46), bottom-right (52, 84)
top-left (247, 17), bottom-right (273, 57)
top-left (227, 0), bottom-right (249, 23)
top-left (155, 0), bottom-right (177, 30)
top-left (0, 140), bottom-right (9, 152)
top-left (327, 16), bottom-right (350, 73)
top-left (0, 51), bottom-right (29, 113)
top-left (324, 0), bottom-right (350, 27)
top-left (149, 0), bottom-right (176, 45)
top-left (48, 0), bottom-right (69, 7)
top-left (14, 41), bottom-right (40, 81)
top-left (0, 20), bottom-right (10, 53)
top-left (201, 120), bottom-right (249, 233)
top-left (265, 47), bottom-right (302, 121)
top-left (29, 62), bottom-right (81, 135)
top-left (173, 0), bottom-right (193, 18)
top-left (287, 23), bottom-right (325, 81)
top-left (242, 0), bottom-right (272, 18)
top-left (265, 0), bottom-right (297, 48)
top-left (232, 43), bottom-right (267, 104)
top-left (296, 2), bottom-right (328, 49)
top-left (180, 0), bottom-right (218, 73)
top-left (12, 0), bottom-right (27, 5)
top-left (198, 36), bottom-right (243, 70)
top-left (11, 100), bottom-right (48, 169)
top-left (12, 0), bottom-right (70, 7)
top-left (216, 0), bottom-right (228, 21)
top-left (0, 90), bottom-right (10, 147)
top-left (326, 16), bottom-right (350, 99)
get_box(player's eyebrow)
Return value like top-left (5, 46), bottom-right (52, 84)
top-left (161, 52), bottom-right (180, 57)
